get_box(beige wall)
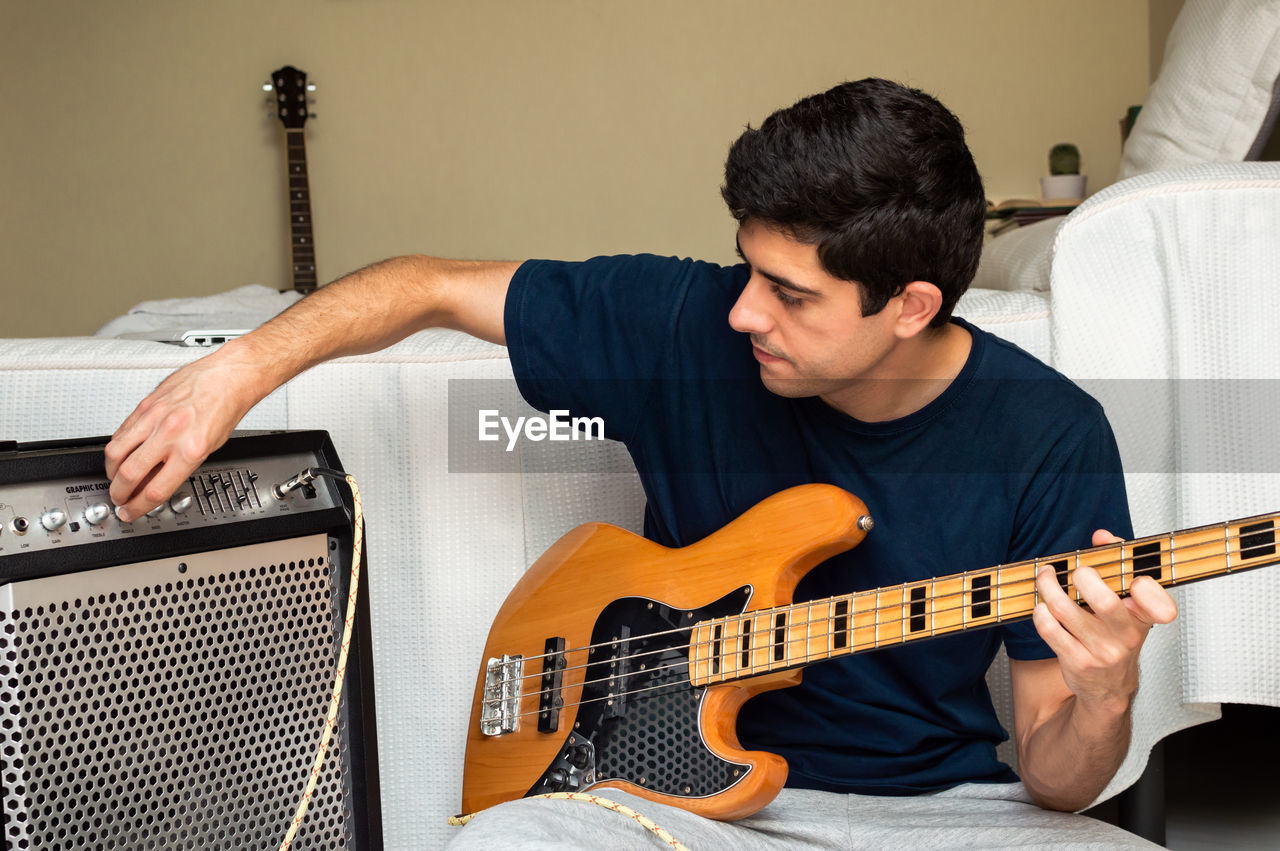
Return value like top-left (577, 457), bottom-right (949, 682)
top-left (1, 0), bottom-right (1151, 338)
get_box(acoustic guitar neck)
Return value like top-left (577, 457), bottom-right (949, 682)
top-left (268, 65), bottom-right (318, 294)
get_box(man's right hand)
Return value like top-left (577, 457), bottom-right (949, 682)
top-left (105, 341), bottom-right (267, 521)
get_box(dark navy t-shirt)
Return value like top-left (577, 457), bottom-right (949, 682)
top-left (503, 253), bottom-right (1132, 795)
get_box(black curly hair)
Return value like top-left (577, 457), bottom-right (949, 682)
top-left (722, 78), bottom-right (987, 327)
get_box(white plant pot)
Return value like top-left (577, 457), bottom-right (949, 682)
top-left (1040, 174), bottom-right (1087, 201)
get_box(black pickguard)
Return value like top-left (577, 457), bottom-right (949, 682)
top-left (527, 587), bottom-right (753, 799)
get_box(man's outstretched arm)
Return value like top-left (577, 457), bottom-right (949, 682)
top-left (105, 255), bottom-right (519, 520)
top-left (1009, 529), bottom-right (1179, 812)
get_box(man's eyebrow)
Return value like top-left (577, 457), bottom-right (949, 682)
top-left (735, 233), bottom-right (824, 297)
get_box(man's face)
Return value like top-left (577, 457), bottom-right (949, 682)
top-left (728, 219), bottom-right (900, 402)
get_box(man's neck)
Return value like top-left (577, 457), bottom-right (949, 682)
top-left (820, 323), bottom-right (973, 422)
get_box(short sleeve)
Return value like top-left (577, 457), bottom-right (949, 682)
top-left (1000, 407), bottom-right (1133, 660)
top-left (504, 254), bottom-right (740, 442)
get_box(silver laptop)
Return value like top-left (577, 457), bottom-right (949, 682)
top-left (116, 329), bottom-right (252, 347)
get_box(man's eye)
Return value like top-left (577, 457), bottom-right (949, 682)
top-left (772, 285), bottom-right (803, 307)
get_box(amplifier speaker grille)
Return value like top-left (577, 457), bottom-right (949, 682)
top-left (0, 535), bottom-right (354, 850)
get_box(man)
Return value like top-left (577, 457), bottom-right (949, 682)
top-left (107, 79), bottom-right (1176, 847)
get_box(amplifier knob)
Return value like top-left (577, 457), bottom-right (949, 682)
top-left (170, 493), bottom-right (193, 514)
top-left (146, 505), bottom-right (165, 518)
top-left (85, 503), bottom-right (111, 525)
top-left (40, 509), bottom-right (68, 531)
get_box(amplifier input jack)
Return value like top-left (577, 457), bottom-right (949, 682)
top-left (11, 517), bottom-right (29, 535)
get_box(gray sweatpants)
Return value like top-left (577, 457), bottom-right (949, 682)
top-left (446, 782), bottom-right (1157, 849)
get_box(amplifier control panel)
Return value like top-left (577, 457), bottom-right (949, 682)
top-left (0, 451), bottom-right (340, 558)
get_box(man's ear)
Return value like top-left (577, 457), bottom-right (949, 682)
top-left (892, 281), bottom-right (943, 338)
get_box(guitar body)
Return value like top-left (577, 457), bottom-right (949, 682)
top-left (460, 485), bottom-right (870, 820)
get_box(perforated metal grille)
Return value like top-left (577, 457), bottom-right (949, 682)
top-left (0, 535), bottom-right (355, 850)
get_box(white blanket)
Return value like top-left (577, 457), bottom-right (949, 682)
top-left (94, 284), bottom-right (302, 338)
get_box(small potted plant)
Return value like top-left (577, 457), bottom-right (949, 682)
top-left (1040, 143), bottom-right (1086, 201)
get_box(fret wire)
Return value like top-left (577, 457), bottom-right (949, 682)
top-left (996, 565), bottom-right (1002, 619)
top-left (961, 568), bottom-right (968, 630)
top-left (1119, 541), bottom-right (1127, 593)
top-left (900, 581), bottom-right (908, 644)
top-left (1074, 550), bottom-right (1081, 603)
top-left (831, 596), bottom-right (839, 658)
top-left (1224, 521), bottom-right (1232, 573)
top-left (874, 587), bottom-right (881, 647)
top-left (751, 612), bottom-right (758, 674)
top-left (721, 615), bottom-right (729, 683)
top-left (692, 621), bottom-right (700, 682)
top-left (785, 607), bottom-right (792, 667)
top-left (804, 600), bottom-right (812, 665)
top-left (929, 579), bottom-right (936, 637)
top-left (1169, 532), bottom-right (1177, 582)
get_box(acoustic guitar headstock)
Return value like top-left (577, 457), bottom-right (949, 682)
top-left (265, 65), bottom-right (315, 129)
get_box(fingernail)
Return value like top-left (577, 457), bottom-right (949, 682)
top-left (117, 508), bottom-right (131, 523)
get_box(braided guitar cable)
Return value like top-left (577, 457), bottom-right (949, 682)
top-left (279, 473), bottom-right (363, 851)
top-left (448, 792), bottom-right (690, 850)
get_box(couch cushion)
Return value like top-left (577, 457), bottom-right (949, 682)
top-left (953, 288), bottom-right (1050, 363)
top-left (972, 217), bottom-right (1061, 293)
top-left (1118, 0), bottom-right (1280, 180)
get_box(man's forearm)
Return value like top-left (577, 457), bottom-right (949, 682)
top-left (1018, 693), bottom-right (1132, 812)
top-left (226, 255), bottom-right (456, 395)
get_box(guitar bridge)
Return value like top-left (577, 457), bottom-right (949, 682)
top-left (480, 654), bottom-right (523, 736)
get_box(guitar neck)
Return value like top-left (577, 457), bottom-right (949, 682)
top-left (285, 129), bottom-right (317, 293)
top-left (689, 510), bottom-right (1280, 687)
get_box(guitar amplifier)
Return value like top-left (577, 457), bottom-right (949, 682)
top-left (0, 431), bottom-right (380, 850)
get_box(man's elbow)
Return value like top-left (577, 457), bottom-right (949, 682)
top-left (1024, 782), bottom-right (1097, 813)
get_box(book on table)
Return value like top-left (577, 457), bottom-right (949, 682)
top-left (986, 198), bottom-right (1081, 219)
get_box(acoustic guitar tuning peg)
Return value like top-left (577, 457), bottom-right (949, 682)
top-left (263, 82), bottom-right (274, 92)
top-left (306, 83), bottom-right (317, 92)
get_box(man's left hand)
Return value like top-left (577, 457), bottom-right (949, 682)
top-left (1030, 529), bottom-right (1179, 712)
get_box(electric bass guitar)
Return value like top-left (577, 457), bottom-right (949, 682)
top-left (461, 484), bottom-right (1279, 820)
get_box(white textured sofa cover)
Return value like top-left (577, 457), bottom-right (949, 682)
top-left (0, 284), bottom-right (1050, 847)
top-left (976, 161), bottom-right (1280, 803)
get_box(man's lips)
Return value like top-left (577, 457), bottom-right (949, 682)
top-left (751, 343), bottom-right (785, 364)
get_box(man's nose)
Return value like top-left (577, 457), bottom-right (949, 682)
top-left (728, 276), bottom-right (772, 335)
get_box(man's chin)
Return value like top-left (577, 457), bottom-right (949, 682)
top-left (759, 373), bottom-right (822, 399)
